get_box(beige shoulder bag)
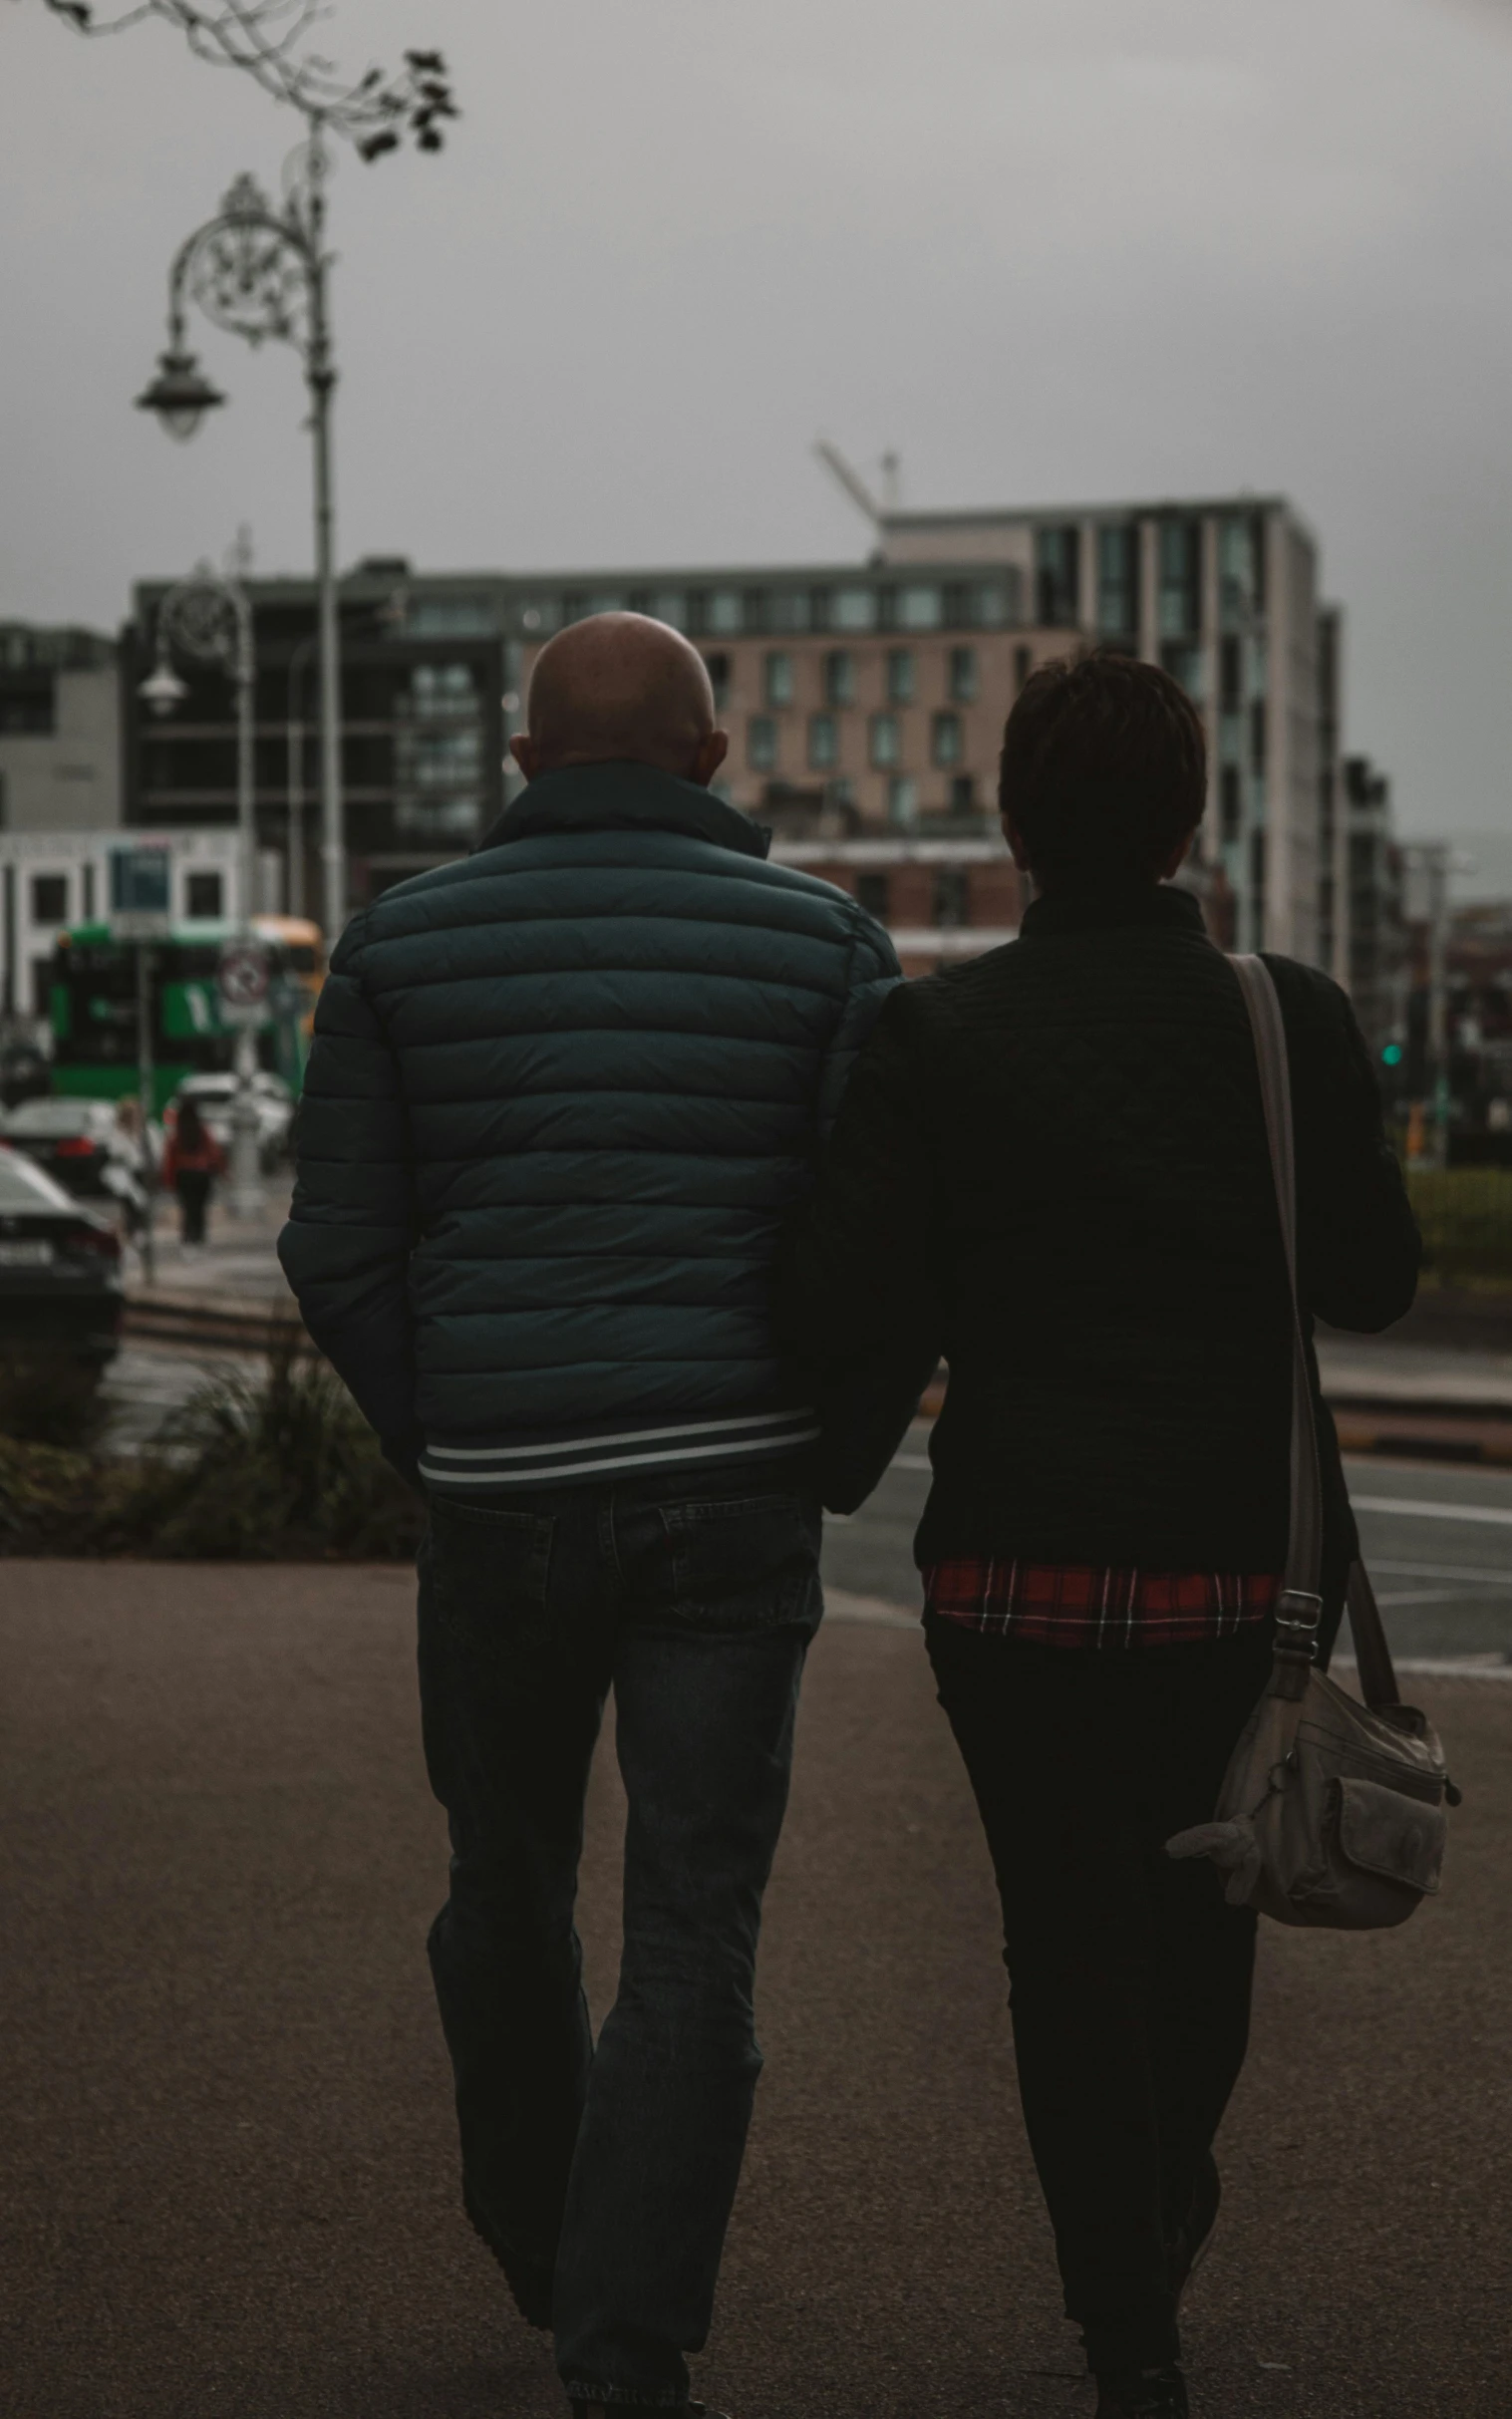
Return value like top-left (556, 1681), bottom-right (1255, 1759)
top-left (1166, 953), bottom-right (1457, 1928)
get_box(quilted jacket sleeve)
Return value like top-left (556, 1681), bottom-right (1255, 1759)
top-left (779, 979), bottom-right (943, 1508)
top-left (814, 913), bottom-right (904, 1141)
top-left (277, 915), bottom-right (422, 1476)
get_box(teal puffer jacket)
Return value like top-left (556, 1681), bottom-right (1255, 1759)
top-left (278, 762), bottom-right (899, 1490)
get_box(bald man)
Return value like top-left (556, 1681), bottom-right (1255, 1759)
top-left (280, 614), bottom-right (900, 2418)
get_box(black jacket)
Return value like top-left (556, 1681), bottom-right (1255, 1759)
top-left (781, 884), bottom-right (1420, 1604)
top-left (279, 763), bottom-right (898, 1490)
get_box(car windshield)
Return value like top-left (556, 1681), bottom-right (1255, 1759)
top-left (0, 1148), bottom-right (74, 1210)
top-left (1, 1098), bottom-right (110, 1136)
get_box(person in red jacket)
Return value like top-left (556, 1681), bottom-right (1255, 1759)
top-left (162, 1096), bottom-right (226, 1246)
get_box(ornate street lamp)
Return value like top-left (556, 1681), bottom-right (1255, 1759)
top-left (136, 155), bottom-right (346, 938)
top-left (40, 1), bottom-right (456, 937)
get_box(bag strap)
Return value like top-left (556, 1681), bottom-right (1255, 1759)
top-left (1230, 954), bottom-right (1403, 1708)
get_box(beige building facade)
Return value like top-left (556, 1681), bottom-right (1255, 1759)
top-left (503, 491), bottom-right (1345, 978)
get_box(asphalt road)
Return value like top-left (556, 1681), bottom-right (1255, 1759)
top-left (822, 1432), bottom-right (1512, 1666)
top-left (2, 1503), bottom-right (1508, 2419)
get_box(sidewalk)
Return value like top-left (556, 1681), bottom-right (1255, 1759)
top-left (1, 1561), bottom-right (1504, 2417)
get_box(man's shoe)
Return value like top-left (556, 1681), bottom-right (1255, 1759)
top-left (1170, 2152), bottom-right (1221, 2312)
top-left (461, 2175), bottom-right (553, 2331)
top-left (573, 2405), bottom-right (730, 2418)
top-left (1093, 2366), bottom-right (1189, 2419)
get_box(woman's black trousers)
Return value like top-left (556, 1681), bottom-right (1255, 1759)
top-left (927, 1623), bottom-right (1273, 2374)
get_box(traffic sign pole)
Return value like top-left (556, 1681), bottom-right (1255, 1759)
top-left (217, 940), bottom-right (270, 1221)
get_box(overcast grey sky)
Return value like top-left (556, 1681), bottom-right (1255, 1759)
top-left (3, 0), bottom-right (1511, 842)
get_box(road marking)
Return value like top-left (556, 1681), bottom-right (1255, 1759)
top-left (1373, 1558), bottom-right (1512, 1586)
top-left (1354, 1495), bottom-right (1512, 1527)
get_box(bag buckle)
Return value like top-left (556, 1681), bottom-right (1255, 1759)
top-left (1274, 1589), bottom-right (1324, 1663)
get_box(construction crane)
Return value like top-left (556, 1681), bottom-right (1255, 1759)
top-left (813, 440), bottom-right (901, 526)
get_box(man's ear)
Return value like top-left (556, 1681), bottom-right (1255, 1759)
top-left (1160, 830), bottom-right (1195, 879)
top-left (688, 729), bottom-right (730, 789)
top-left (1001, 810), bottom-right (1032, 873)
top-left (509, 733), bottom-right (539, 779)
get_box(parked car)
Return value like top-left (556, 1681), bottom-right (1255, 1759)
top-left (0, 1096), bottom-right (151, 1227)
top-left (0, 1145), bottom-right (124, 1362)
top-left (169, 1071), bottom-right (295, 1170)
top-left (0, 1038), bottom-right (51, 1109)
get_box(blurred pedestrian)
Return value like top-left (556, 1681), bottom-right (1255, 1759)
top-left (781, 653), bottom-right (1420, 2419)
top-left (279, 613), bottom-right (897, 2419)
top-left (163, 1096), bottom-right (225, 1247)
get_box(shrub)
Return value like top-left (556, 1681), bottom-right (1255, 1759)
top-left (0, 1346), bottom-right (110, 1449)
top-left (0, 1326), bottom-right (424, 1560)
top-left (1406, 1168), bottom-right (1512, 1291)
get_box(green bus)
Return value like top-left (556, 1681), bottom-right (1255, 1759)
top-left (47, 922), bottom-right (312, 1113)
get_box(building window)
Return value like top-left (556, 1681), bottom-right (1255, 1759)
top-left (807, 712), bottom-right (839, 772)
top-left (1250, 699), bottom-right (1267, 772)
top-left (856, 871), bottom-right (890, 921)
top-left (1219, 512), bottom-right (1266, 628)
top-left (1220, 765), bottom-right (1242, 842)
top-left (767, 590), bottom-right (808, 634)
top-left (1035, 526), bottom-right (1080, 625)
top-left (949, 773), bottom-right (977, 817)
top-left (185, 870), bottom-right (223, 919)
top-left (709, 590), bottom-right (742, 635)
top-left (82, 862), bottom-right (96, 920)
top-left (1219, 633), bottom-right (1242, 713)
top-left (703, 652), bottom-right (731, 712)
top-left (934, 867), bottom-right (969, 928)
top-left (948, 646), bottom-right (978, 704)
top-left (823, 650), bottom-right (854, 709)
top-left (887, 774), bottom-right (918, 829)
top-left (886, 648), bottom-right (915, 706)
top-left (898, 585), bottom-right (943, 631)
top-left (763, 652), bottom-right (793, 708)
top-left (30, 873), bottom-right (67, 925)
top-left (832, 587), bottom-right (876, 632)
top-left (931, 711), bottom-right (963, 768)
top-left (650, 591), bottom-right (686, 631)
top-left (748, 716), bottom-right (778, 771)
top-left (1158, 518), bottom-right (1201, 639)
top-left (1014, 643), bottom-right (1034, 693)
top-left (1096, 523), bottom-right (1138, 639)
top-left (1160, 639), bottom-right (1204, 703)
top-left (869, 713), bottom-right (901, 769)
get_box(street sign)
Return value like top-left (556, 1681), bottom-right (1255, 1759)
top-left (217, 940), bottom-right (271, 1027)
top-left (109, 844), bottom-right (172, 942)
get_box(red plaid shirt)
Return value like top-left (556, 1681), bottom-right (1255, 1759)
top-left (922, 1559), bottom-right (1279, 1649)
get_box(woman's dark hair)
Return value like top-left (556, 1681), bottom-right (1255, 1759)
top-left (175, 1098), bottom-right (206, 1151)
top-left (998, 651), bottom-right (1207, 886)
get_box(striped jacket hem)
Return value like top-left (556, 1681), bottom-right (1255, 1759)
top-left (418, 1406), bottom-right (820, 1490)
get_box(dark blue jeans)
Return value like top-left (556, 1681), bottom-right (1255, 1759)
top-left (417, 1459), bottom-right (822, 2410)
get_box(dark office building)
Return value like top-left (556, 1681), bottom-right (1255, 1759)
top-left (122, 563), bottom-right (509, 908)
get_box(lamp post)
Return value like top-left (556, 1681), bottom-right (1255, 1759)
top-left (142, 563), bottom-right (264, 1219)
top-left (136, 146), bottom-right (346, 937)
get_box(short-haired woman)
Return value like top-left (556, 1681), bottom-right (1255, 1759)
top-left (781, 654), bottom-right (1420, 2419)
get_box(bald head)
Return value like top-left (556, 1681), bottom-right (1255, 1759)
top-left (510, 612), bottom-right (730, 787)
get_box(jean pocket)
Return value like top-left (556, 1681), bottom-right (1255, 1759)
top-left (653, 1491), bottom-right (822, 1633)
top-left (425, 1499), bottom-right (556, 1652)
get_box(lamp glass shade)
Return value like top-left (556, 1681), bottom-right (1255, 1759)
top-left (135, 350), bottom-right (226, 443)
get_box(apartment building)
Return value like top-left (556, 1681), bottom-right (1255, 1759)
top-left (113, 492), bottom-right (1344, 974)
